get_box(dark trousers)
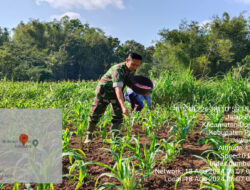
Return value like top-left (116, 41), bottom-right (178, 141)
top-left (129, 94), bottom-right (143, 111)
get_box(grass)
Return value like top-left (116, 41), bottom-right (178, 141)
top-left (152, 70), bottom-right (249, 107)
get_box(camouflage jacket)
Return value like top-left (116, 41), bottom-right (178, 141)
top-left (97, 62), bottom-right (134, 98)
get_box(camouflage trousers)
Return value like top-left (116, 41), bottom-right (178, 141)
top-left (87, 85), bottom-right (123, 135)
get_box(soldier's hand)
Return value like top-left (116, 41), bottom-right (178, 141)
top-left (122, 106), bottom-right (130, 116)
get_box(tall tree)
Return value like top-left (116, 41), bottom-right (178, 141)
top-left (153, 12), bottom-right (250, 77)
top-left (13, 20), bottom-right (48, 49)
top-left (0, 27), bottom-right (9, 46)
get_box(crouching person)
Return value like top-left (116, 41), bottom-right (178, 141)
top-left (124, 87), bottom-right (151, 111)
top-left (84, 53), bottom-right (142, 143)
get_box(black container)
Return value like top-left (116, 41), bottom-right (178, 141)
top-left (129, 75), bottom-right (154, 95)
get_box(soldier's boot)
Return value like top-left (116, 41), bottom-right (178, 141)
top-left (84, 123), bottom-right (96, 144)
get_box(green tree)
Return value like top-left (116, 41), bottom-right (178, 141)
top-left (0, 42), bottom-right (51, 81)
top-left (210, 12), bottom-right (249, 64)
top-left (13, 20), bottom-right (48, 49)
top-left (116, 40), bottom-right (145, 62)
top-left (153, 12), bottom-right (249, 77)
top-left (48, 35), bottom-right (85, 80)
top-left (0, 27), bottom-right (9, 46)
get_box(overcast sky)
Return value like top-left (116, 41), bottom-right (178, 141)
top-left (1, 0), bottom-right (249, 47)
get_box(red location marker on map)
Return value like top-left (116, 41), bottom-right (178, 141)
top-left (19, 134), bottom-right (28, 146)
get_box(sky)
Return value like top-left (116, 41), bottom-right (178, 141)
top-left (0, 0), bottom-right (249, 47)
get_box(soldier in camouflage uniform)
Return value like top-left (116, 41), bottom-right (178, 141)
top-left (84, 53), bottom-right (142, 143)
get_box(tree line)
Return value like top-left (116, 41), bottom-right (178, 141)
top-left (0, 12), bottom-right (249, 81)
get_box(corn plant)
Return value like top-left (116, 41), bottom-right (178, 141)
top-left (98, 106), bottom-right (112, 141)
top-left (204, 135), bottom-right (226, 151)
top-left (141, 115), bottom-right (155, 138)
top-left (91, 157), bottom-right (147, 190)
top-left (236, 108), bottom-right (250, 131)
top-left (73, 101), bottom-right (90, 145)
top-left (150, 105), bottom-right (170, 130)
top-left (207, 108), bottom-right (224, 124)
top-left (171, 107), bottom-right (197, 150)
top-left (62, 128), bottom-right (73, 152)
top-left (62, 108), bottom-right (73, 129)
top-left (13, 183), bottom-right (20, 190)
top-left (175, 154), bottom-right (238, 190)
top-left (122, 114), bottom-right (135, 142)
top-left (85, 146), bottom-right (148, 190)
top-left (63, 149), bottom-right (88, 190)
top-left (238, 109), bottom-right (250, 140)
top-left (36, 184), bottom-right (54, 190)
top-left (133, 110), bottom-right (144, 125)
top-left (206, 108), bottom-right (224, 132)
top-left (203, 137), bottom-right (240, 162)
top-left (75, 122), bottom-right (86, 147)
top-left (105, 135), bottom-right (126, 158)
top-left (237, 108), bottom-right (250, 123)
top-left (160, 138), bottom-right (182, 166)
top-left (126, 136), bottom-right (161, 176)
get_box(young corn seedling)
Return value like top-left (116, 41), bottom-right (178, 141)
top-left (141, 115), bottom-right (155, 138)
top-left (133, 110), bottom-right (144, 125)
top-left (62, 128), bottom-right (73, 152)
top-left (62, 108), bottom-right (73, 129)
top-left (122, 113), bottom-right (137, 143)
top-left (204, 135), bottom-right (226, 150)
top-left (90, 157), bottom-right (148, 190)
top-left (126, 136), bottom-right (161, 176)
top-left (98, 106), bottom-right (112, 142)
top-left (158, 107), bottom-right (170, 129)
top-left (150, 106), bottom-right (169, 130)
top-left (175, 154), bottom-right (238, 190)
top-left (105, 135), bottom-right (127, 159)
top-left (86, 146), bottom-right (148, 190)
top-left (160, 138), bottom-right (182, 166)
top-left (203, 137), bottom-right (240, 163)
top-left (236, 108), bottom-right (250, 131)
top-left (171, 107), bottom-right (197, 150)
top-left (36, 184), bottom-right (54, 190)
top-left (13, 183), bottom-right (20, 190)
top-left (75, 122), bottom-right (87, 147)
top-left (73, 101), bottom-right (90, 145)
top-left (205, 108), bottom-right (224, 132)
top-left (238, 109), bottom-right (250, 141)
top-left (63, 149), bottom-right (88, 190)
top-left (208, 108), bottom-right (224, 123)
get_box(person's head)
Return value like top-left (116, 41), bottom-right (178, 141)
top-left (125, 53), bottom-right (142, 71)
